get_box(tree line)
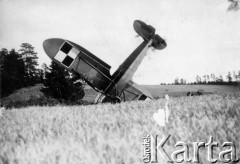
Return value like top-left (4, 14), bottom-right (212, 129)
top-left (0, 43), bottom-right (85, 102)
top-left (194, 72), bottom-right (240, 85)
top-left (0, 43), bottom-right (42, 97)
top-left (169, 72), bottom-right (240, 85)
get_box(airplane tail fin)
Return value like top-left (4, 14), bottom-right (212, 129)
top-left (111, 20), bottom-right (167, 81)
top-left (104, 40), bottom-right (151, 95)
top-left (133, 20), bottom-right (167, 50)
top-left (104, 20), bottom-right (167, 96)
top-left (151, 34), bottom-right (167, 50)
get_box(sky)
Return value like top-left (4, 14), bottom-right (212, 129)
top-left (0, 0), bottom-right (239, 84)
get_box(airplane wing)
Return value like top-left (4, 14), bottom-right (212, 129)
top-left (119, 80), bottom-right (153, 101)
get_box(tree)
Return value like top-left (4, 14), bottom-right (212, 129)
top-left (41, 62), bottom-right (85, 102)
top-left (41, 63), bottom-right (49, 80)
top-left (226, 72), bottom-right (232, 83)
top-left (228, 0), bottom-right (239, 11)
top-left (19, 43), bottom-right (39, 86)
top-left (238, 71), bottom-right (240, 82)
top-left (203, 75), bottom-right (207, 84)
top-left (0, 48), bottom-right (8, 68)
top-left (211, 74), bottom-right (216, 82)
top-left (37, 68), bottom-right (44, 83)
top-left (216, 75), bottom-right (224, 83)
top-left (196, 75), bottom-right (201, 84)
top-left (233, 71), bottom-right (238, 82)
top-left (0, 49), bottom-right (8, 97)
top-left (206, 75), bottom-right (210, 83)
top-left (0, 49), bottom-right (25, 97)
top-left (174, 78), bottom-right (179, 85)
top-left (180, 78), bottom-right (186, 85)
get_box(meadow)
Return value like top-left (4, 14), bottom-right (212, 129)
top-left (145, 84), bottom-right (240, 98)
top-left (0, 88), bottom-right (240, 164)
top-left (83, 84), bottom-right (240, 101)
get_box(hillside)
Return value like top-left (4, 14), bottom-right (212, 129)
top-left (0, 92), bottom-right (240, 163)
top-left (0, 84), bottom-right (45, 105)
top-left (0, 84), bottom-right (96, 107)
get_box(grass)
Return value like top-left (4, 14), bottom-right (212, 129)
top-left (0, 92), bottom-right (240, 164)
top-left (0, 84), bottom-right (45, 105)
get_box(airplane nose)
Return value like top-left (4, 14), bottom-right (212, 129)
top-left (43, 38), bottom-right (65, 59)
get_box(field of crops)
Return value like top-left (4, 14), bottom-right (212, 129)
top-left (0, 92), bottom-right (240, 164)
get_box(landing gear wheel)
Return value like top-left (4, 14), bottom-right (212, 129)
top-left (114, 97), bottom-right (121, 103)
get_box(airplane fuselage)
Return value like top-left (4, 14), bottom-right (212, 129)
top-left (43, 38), bottom-right (113, 92)
top-left (43, 20), bottom-right (167, 102)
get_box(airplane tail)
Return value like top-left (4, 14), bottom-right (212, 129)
top-left (104, 20), bottom-right (167, 95)
top-left (111, 40), bottom-right (152, 81)
top-left (112, 20), bottom-right (167, 80)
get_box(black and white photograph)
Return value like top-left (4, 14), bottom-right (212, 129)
top-left (0, 0), bottom-right (240, 163)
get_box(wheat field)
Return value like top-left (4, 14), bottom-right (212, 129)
top-left (0, 93), bottom-right (240, 164)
